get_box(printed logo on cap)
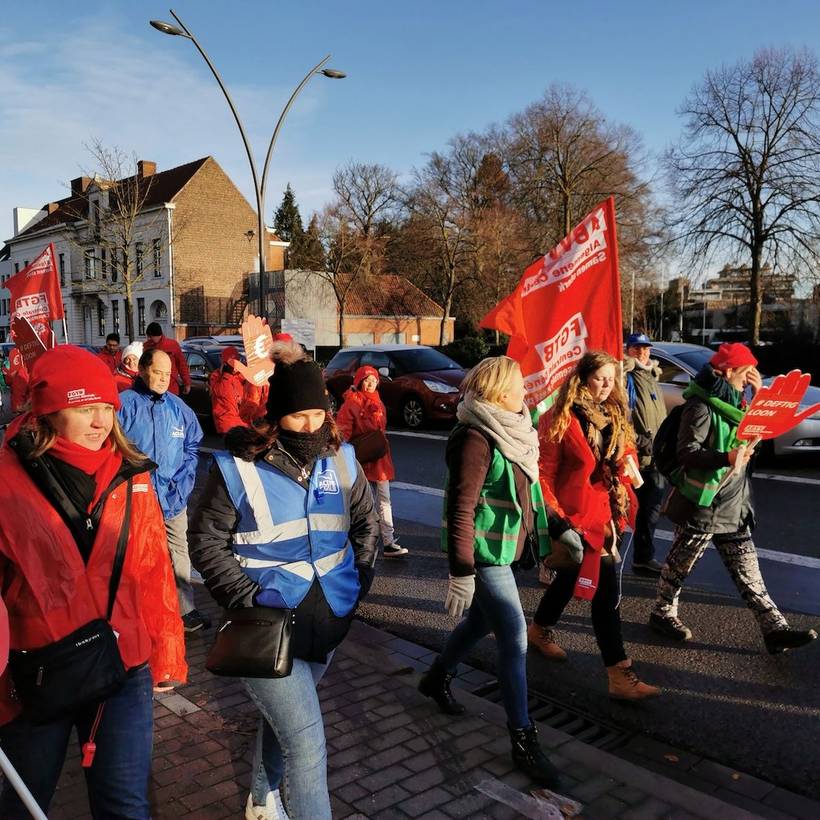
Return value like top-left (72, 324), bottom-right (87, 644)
top-left (66, 388), bottom-right (103, 404)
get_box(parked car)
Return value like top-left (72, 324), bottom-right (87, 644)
top-left (323, 344), bottom-right (465, 428)
top-left (650, 342), bottom-right (820, 458)
top-left (181, 340), bottom-right (246, 426)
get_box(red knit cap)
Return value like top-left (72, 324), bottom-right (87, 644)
top-left (30, 345), bottom-right (121, 416)
top-left (221, 345), bottom-right (240, 366)
top-left (354, 365), bottom-right (380, 387)
top-left (710, 343), bottom-right (758, 371)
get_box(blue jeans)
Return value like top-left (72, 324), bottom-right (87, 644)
top-left (242, 654), bottom-right (333, 820)
top-left (0, 664), bottom-right (154, 819)
top-left (438, 564), bottom-right (530, 728)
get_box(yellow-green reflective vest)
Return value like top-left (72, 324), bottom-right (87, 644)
top-left (441, 442), bottom-right (552, 566)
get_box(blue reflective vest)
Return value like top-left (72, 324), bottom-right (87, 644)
top-left (213, 444), bottom-right (360, 617)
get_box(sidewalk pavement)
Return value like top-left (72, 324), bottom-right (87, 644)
top-left (35, 587), bottom-right (820, 820)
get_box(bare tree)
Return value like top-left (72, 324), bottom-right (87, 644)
top-left (64, 141), bottom-right (179, 340)
top-left (299, 205), bottom-right (380, 346)
top-left (332, 161), bottom-right (398, 238)
top-left (665, 47), bottom-right (820, 344)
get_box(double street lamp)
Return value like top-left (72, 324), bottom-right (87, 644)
top-left (150, 10), bottom-right (345, 319)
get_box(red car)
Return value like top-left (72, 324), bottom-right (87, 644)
top-left (323, 345), bottom-right (465, 428)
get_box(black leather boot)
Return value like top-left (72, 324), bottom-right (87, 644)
top-left (509, 723), bottom-right (563, 789)
top-left (418, 659), bottom-right (465, 715)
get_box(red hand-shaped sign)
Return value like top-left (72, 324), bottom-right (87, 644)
top-left (737, 370), bottom-right (820, 441)
top-left (235, 314), bottom-right (275, 386)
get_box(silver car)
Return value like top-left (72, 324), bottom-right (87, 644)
top-left (649, 342), bottom-right (820, 458)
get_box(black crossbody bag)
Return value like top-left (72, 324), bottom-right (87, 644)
top-left (8, 478), bottom-right (133, 724)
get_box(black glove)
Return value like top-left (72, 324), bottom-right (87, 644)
top-left (356, 563), bottom-right (375, 602)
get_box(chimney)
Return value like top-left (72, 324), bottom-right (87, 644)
top-left (138, 160), bottom-right (157, 178)
top-left (70, 176), bottom-right (91, 196)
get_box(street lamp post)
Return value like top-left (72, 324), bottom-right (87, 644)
top-left (150, 10), bottom-right (345, 320)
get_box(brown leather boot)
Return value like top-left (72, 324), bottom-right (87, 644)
top-left (607, 660), bottom-right (661, 701)
top-left (527, 623), bottom-right (567, 662)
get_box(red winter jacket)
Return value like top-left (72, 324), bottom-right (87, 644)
top-left (0, 438), bottom-right (188, 725)
top-left (97, 348), bottom-right (122, 374)
top-left (208, 368), bottom-right (267, 434)
top-left (143, 336), bottom-right (191, 395)
top-left (537, 411), bottom-right (636, 551)
top-left (336, 387), bottom-right (395, 482)
top-left (114, 366), bottom-right (138, 392)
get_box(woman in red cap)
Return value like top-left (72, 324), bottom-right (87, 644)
top-left (336, 365), bottom-right (408, 558)
top-left (650, 342), bottom-right (817, 654)
top-left (0, 345), bottom-right (187, 819)
top-left (209, 345), bottom-right (268, 435)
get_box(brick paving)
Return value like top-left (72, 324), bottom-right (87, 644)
top-left (7, 586), bottom-right (820, 819)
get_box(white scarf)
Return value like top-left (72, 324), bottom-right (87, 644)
top-left (457, 395), bottom-right (540, 483)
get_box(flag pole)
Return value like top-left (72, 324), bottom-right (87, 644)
top-left (61, 318), bottom-right (69, 344)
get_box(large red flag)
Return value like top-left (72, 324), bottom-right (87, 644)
top-left (5, 243), bottom-right (64, 344)
top-left (481, 197), bottom-right (623, 418)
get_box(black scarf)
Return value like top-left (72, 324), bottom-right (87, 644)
top-left (277, 423), bottom-right (332, 467)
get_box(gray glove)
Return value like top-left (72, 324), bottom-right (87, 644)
top-left (445, 575), bottom-right (475, 618)
top-left (559, 529), bottom-right (585, 565)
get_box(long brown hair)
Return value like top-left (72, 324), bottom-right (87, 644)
top-left (227, 415), bottom-right (343, 462)
top-left (24, 413), bottom-right (147, 465)
top-left (547, 350), bottom-right (634, 456)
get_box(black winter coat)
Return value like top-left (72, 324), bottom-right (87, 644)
top-left (189, 438), bottom-right (379, 662)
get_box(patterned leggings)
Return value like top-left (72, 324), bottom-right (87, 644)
top-left (652, 524), bottom-right (788, 635)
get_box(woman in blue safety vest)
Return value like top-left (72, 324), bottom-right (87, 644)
top-left (190, 352), bottom-right (379, 820)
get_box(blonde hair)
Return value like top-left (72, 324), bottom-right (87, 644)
top-left (25, 413), bottom-right (147, 465)
top-left (547, 350), bottom-right (634, 455)
top-left (461, 356), bottom-right (521, 406)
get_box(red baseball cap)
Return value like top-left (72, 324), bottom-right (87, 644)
top-left (30, 345), bottom-right (120, 416)
top-left (710, 343), bottom-right (758, 371)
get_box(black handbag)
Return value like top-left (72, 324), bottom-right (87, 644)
top-left (206, 606), bottom-right (294, 679)
top-left (349, 429), bottom-right (388, 464)
top-left (8, 478), bottom-right (133, 725)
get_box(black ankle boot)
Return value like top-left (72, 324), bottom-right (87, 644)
top-left (418, 660), bottom-right (465, 715)
top-left (508, 723), bottom-right (563, 789)
top-left (764, 628), bottom-right (818, 655)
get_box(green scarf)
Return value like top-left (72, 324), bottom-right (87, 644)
top-left (674, 381), bottom-right (745, 507)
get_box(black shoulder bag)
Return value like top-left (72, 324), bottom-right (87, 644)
top-left (9, 478), bottom-right (133, 725)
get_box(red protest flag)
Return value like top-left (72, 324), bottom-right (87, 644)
top-left (481, 197), bottom-right (623, 418)
top-left (5, 244), bottom-right (65, 343)
top-left (11, 314), bottom-right (52, 371)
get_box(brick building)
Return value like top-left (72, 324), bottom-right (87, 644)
top-left (1, 157), bottom-right (286, 343)
top-left (282, 270), bottom-right (454, 347)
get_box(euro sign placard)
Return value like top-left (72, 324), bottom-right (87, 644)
top-left (738, 370), bottom-right (820, 441)
top-left (236, 314), bottom-right (275, 386)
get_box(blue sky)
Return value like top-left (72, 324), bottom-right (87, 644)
top-left (2, 0), bottom-right (820, 242)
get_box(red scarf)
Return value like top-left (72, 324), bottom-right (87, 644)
top-left (49, 436), bottom-right (123, 513)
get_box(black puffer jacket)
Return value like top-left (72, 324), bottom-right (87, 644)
top-left (189, 433), bottom-right (379, 662)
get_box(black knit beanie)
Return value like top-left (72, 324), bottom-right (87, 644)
top-left (267, 359), bottom-right (331, 421)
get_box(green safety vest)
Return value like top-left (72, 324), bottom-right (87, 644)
top-left (674, 382), bottom-right (745, 508)
top-left (441, 436), bottom-right (552, 566)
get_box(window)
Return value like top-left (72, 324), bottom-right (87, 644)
top-left (24, 260), bottom-right (29, 268)
top-left (654, 355), bottom-right (690, 385)
top-left (359, 350), bottom-right (395, 376)
top-left (151, 300), bottom-right (168, 320)
top-left (325, 350), bottom-right (360, 375)
top-left (135, 242), bottom-right (144, 276)
top-left (13, 263), bottom-right (19, 273)
top-left (92, 200), bottom-right (101, 232)
top-left (110, 251), bottom-right (118, 282)
top-left (101, 248), bottom-right (107, 279)
top-left (59, 253), bottom-right (66, 286)
top-left (186, 352), bottom-right (210, 379)
top-left (112, 300), bottom-right (120, 334)
top-left (97, 301), bottom-right (106, 337)
top-left (137, 298), bottom-right (145, 335)
top-left (153, 239), bottom-right (161, 277)
top-left (84, 250), bottom-right (96, 279)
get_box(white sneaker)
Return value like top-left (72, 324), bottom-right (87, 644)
top-left (245, 791), bottom-right (289, 820)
